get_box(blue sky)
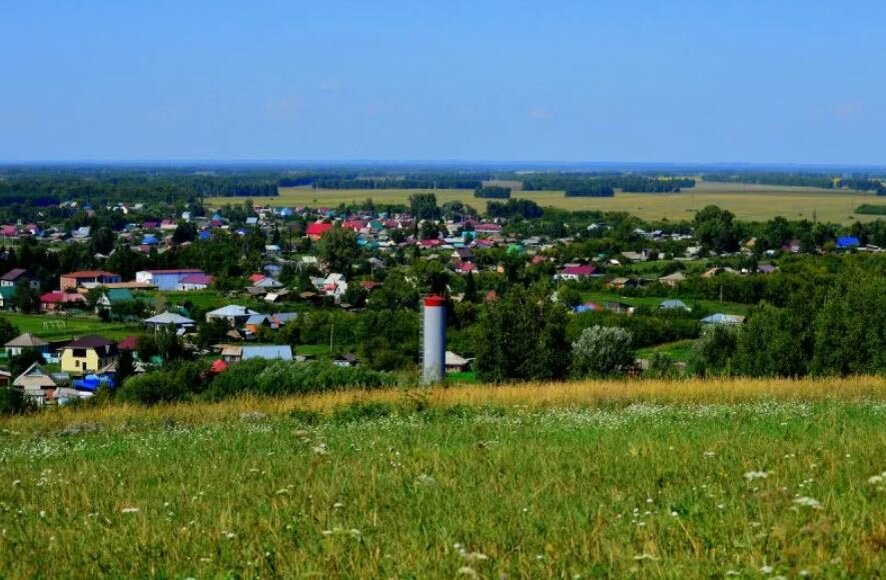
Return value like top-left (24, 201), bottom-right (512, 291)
top-left (1, 0), bottom-right (884, 164)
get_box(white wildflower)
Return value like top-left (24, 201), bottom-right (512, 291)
top-left (760, 564), bottom-right (774, 574)
top-left (457, 567), bottom-right (478, 578)
top-left (416, 473), bottom-right (436, 487)
top-left (312, 443), bottom-right (329, 455)
top-left (121, 507), bottom-right (140, 514)
top-left (793, 496), bottom-right (822, 509)
top-left (744, 471), bottom-right (770, 480)
top-left (704, 451), bottom-right (716, 458)
top-left (633, 553), bottom-right (658, 561)
top-left (12, 480), bottom-right (21, 487)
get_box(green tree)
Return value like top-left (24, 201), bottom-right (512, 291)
top-left (693, 205), bottom-right (742, 254)
top-left (317, 225), bottom-right (360, 274)
top-left (475, 285), bottom-right (569, 382)
top-left (12, 280), bottom-right (39, 313)
top-left (734, 303), bottom-right (812, 377)
top-left (9, 348), bottom-right (46, 378)
top-left (0, 318), bottom-right (19, 344)
top-left (409, 193), bottom-right (441, 221)
top-left (811, 269), bottom-right (886, 375)
top-left (116, 349), bottom-right (135, 386)
top-left (571, 325), bottom-right (635, 378)
top-left (688, 326), bottom-right (738, 377)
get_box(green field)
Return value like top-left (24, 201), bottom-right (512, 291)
top-left (0, 312), bottom-right (140, 342)
top-left (579, 291), bottom-right (752, 316)
top-left (205, 181), bottom-right (886, 224)
top-left (1, 378), bottom-right (884, 577)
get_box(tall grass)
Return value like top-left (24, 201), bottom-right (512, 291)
top-left (0, 377), bottom-right (884, 577)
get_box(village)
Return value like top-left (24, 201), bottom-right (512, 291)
top-left (0, 192), bottom-right (881, 407)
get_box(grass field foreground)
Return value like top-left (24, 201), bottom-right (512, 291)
top-left (1, 377), bottom-right (885, 577)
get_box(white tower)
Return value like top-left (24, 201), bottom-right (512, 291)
top-left (422, 295), bottom-right (446, 384)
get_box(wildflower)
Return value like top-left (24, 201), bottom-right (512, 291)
top-left (670, 511), bottom-right (679, 517)
top-left (12, 480), bottom-right (21, 487)
top-left (633, 553), bottom-right (658, 561)
top-left (312, 443), bottom-right (329, 455)
top-left (333, 502), bottom-right (345, 509)
top-left (868, 472), bottom-right (886, 485)
top-left (121, 507), bottom-right (140, 514)
top-left (744, 471), bottom-right (770, 480)
top-left (793, 496), bottom-right (822, 509)
top-left (457, 567), bottom-right (478, 577)
top-left (416, 473), bottom-right (436, 487)
top-left (704, 451), bottom-right (716, 458)
top-left (760, 564), bottom-right (774, 574)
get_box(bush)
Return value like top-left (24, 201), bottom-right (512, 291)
top-left (688, 326), bottom-right (738, 377)
top-left (116, 361), bottom-right (210, 405)
top-left (203, 360), bottom-right (397, 401)
top-left (571, 325), bottom-right (635, 378)
top-left (0, 388), bottom-right (33, 415)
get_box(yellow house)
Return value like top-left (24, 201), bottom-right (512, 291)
top-left (60, 335), bottom-right (118, 375)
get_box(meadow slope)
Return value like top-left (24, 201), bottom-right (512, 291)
top-left (1, 377), bottom-right (884, 578)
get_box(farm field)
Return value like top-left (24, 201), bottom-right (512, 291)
top-left (0, 312), bottom-right (140, 342)
top-left (1, 377), bottom-right (884, 578)
top-left (204, 181), bottom-right (886, 224)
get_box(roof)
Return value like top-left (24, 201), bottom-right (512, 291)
top-left (837, 236), bottom-right (861, 248)
top-left (1, 268), bottom-right (28, 282)
top-left (41, 291), bottom-right (86, 304)
top-left (241, 345), bottom-right (293, 361)
top-left (178, 273), bottom-right (213, 286)
top-left (105, 288), bottom-right (134, 302)
top-left (659, 272), bottom-right (687, 282)
top-left (660, 299), bottom-right (690, 310)
top-left (306, 223), bottom-right (333, 236)
top-left (445, 351), bottom-right (470, 366)
top-left (206, 305), bottom-right (259, 317)
top-left (561, 265), bottom-right (596, 276)
top-left (5, 333), bottom-right (49, 348)
top-left (64, 335), bottom-right (115, 349)
top-left (141, 268), bottom-right (204, 275)
top-left (61, 270), bottom-right (119, 278)
top-left (143, 311), bottom-right (196, 325)
top-left (117, 336), bottom-right (139, 351)
top-left (701, 313), bottom-right (745, 325)
top-left (13, 362), bottom-right (57, 389)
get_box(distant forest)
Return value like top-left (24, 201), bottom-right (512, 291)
top-left (702, 172), bottom-right (886, 194)
top-left (0, 166), bottom-right (883, 209)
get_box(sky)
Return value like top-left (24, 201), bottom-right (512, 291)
top-left (1, 0), bottom-right (885, 165)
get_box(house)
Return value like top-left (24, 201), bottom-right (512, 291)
top-left (701, 313), bottom-right (745, 326)
top-left (445, 351), bottom-right (471, 373)
top-left (252, 276), bottom-right (283, 289)
top-left (306, 222), bottom-right (333, 240)
top-left (205, 305), bottom-right (261, 327)
top-left (59, 270), bottom-right (121, 291)
top-left (573, 302), bottom-right (602, 313)
top-left (556, 264), bottom-right (596, 281)
top-left (135, 269), bottom-right (205, 291)
top-left (658, 272), bottom-right (686, 287)
top-left (40, 291), bottom-right (87, 311)
top-left (60, 335), bottom-right (118, 375)
top-left (5, 333), bottom-right (50, 359)
top-left (333, 353), bottom-right (358, 367)
top-left (143, 311), bottom-right (196, 332)
top-left (176, 273), bottom-right (214, 291)
top-left (1, 268), bottom-right (39, 290)
top-left (0, 286), bottom-right (15, 310)
top-left (12, 362), bottom-right (58, 405)
top-left (659, 299), bottom-right (691, 311)
top-left (95, 288), bottom-right (134, 310)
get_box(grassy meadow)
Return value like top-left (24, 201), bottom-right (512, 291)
top-left (1, 377), bottom-right (885, 578)
top-left (0, 312), bottom-right (140, 342)
top-left (204, 181), bottom-right (886, 224)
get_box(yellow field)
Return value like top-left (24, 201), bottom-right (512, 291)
top-left (4, 375), bottom-right (883, 433)
top-left (205, 181), bottom-right (886, 224)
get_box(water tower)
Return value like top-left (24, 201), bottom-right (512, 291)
top-left (422, 295), bottom-right (446, 384)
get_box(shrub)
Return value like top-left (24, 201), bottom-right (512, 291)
top-left (0, 388), bottom-right (33, 415)
top-left (571, 325), bottom-right (635, 378)
top-left (203, 360), bottom-right (397, 401)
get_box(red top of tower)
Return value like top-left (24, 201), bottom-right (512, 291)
top-left (424, 295), bottom-right (445, 307)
